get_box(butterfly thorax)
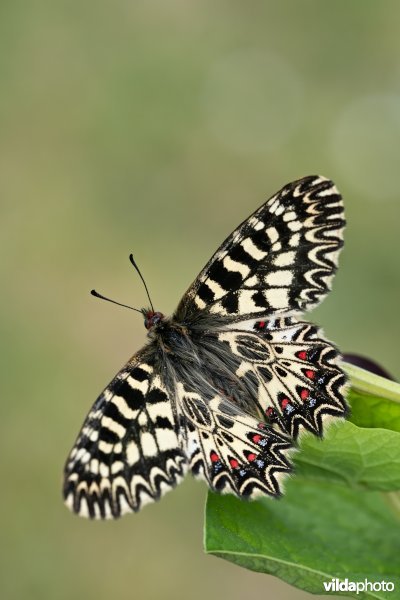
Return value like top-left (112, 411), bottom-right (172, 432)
top-left (145, 315), bottom-right (261, 417)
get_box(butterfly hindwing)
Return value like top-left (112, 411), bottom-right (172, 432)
top-left (175, 175), bottom-right (345, 323)
top-left (176, 382), bottom-right (294, 498)
top-left (63, 352), bottom-right (187, 518)
top-left (212, 318), bottom-right (348, 440)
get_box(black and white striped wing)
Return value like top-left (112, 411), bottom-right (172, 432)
top-left (175, 176), bottom-right (344, 322)
top-left (64, 174), bottom-right (348, 519)
top-left (177, 382), bottom-right (293, 498)
top-left (211, 318), bottom-right (348, 440)
top-left (63, 353), bottom-right (187, 519)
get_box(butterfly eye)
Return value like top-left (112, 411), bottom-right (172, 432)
top-left (144, 312), bottom-right (164, 330)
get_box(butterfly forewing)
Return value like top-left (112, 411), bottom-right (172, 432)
top-left (63, 352), bottom-right (187, 518)
top-left (175, 176), bottom-right (345, 323)
top-left (64, 174), bottom-right (348, 519)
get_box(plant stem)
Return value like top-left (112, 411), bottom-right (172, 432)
top-left (344, 363), bottom-right (400, 404)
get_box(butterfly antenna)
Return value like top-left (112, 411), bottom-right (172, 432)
top-left (129, 254), bottom-right (155, 312)
top-left (90, 289), bottom-right (143, 314)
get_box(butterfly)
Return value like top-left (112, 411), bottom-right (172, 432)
top-left (63, 175), bottom-right (348, 519)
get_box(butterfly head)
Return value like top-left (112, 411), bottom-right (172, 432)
top-left (143, 310), bottom-right (165, 330)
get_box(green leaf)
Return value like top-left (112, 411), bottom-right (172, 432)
top-left (348, 390), bottom-right (400, 433)
top-left (205, 480), bottom-right (400, 599)
top-left (295, 421), bottom-right (400, 491)
top-left (204, 364), bottom-right (400, 598)
top-left (344, 364), bottom-right (400, 433)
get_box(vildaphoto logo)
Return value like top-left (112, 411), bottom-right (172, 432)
top-left (323, 578), bottom-right (395, 594)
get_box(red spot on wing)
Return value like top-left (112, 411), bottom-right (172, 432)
top-left (210, 452), bottom-right (220, 463)
top-left (300, 389), bottom-right (309, 400)
top-left (229, 458), bottom-right (239, 469)
top-left (297, 350), bottom-right (307, 360)
top-left (247, 453), bottom-right (257, 462)
top-left (252, 434), bottom-right (262, 444)
top-left (281, 398), bottom-right (290, 409)
top-left (258, 321), bottom-right (266, 329)
top-left (305, 369), bottom-right (315, 380)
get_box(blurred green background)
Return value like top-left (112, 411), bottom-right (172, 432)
top-left (2, 1), bottom-right (400, 599)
